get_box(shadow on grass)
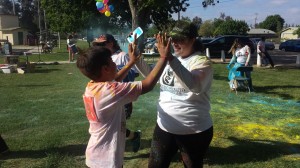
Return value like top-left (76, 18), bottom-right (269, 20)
top-left (0, 144), bottom-right (86, 160)
top-left (33, 68), bottom-right (61, 73)
top-left (125, 137), bottom-right (300, 166)
top-left (213, 74), bottom-right (228, 81)
top-left (16, 84), bottom-right (53, 87)
top-left (254, 85), bottom-right (300, 100)
top-left (206, 137), bottom-right (300, 165)
top-left (124, 138), bottom-right (182, 163)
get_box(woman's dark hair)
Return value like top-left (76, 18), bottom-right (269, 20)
top-left (109, 37), bottom-right (121, 52)
top-left (228, 38), bottom-right (244, 54)
top-left (67, 34), bottom-right (73, 39)
top-left (76, 46), bottom-right (112, 80)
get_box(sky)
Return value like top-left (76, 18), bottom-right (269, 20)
top-left (173, 0), bottom-right (300, 26)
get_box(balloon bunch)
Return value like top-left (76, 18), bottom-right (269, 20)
top-left (95, 0), bottom-right (114, 17)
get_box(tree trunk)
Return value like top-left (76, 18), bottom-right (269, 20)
top-left (128, 0), bottom-right (138, 30)
top-left (128, 0), bottom-right (152, 52)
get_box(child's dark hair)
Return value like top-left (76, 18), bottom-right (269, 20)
top-left (76, 46), bottom-right (112, 80)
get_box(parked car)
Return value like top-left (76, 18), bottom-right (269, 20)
top-left (202, 35), bottom-right (255, 58)
top-left (198, 37), bottom-right (214, 43)
top-left (279, 39), bottom-right (300, 52)
top-left (144, 37), bottom-right (156, 45)
top-left (144, 39), bottom-right (158, 53)
top-left (250, 38), bottom-right (275, 50)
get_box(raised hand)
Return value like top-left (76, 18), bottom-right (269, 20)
top-left (155, 32), bottom-right (172, 59)
top-left (128, 33), bottom-right (141, 63)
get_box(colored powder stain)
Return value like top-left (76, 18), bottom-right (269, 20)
top-left (287, 123), bottom-right (297, 127)
top-left (283, 155), bottom-right (300, 161)
top-left (250, 95), bottom-right (300, 110)
top-left (234, 123), bottom-right (298, 143)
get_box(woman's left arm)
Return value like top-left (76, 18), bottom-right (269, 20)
top-left (169, 57), bottom-right (213, 94)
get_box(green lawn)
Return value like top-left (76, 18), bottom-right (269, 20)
top-left (0, 44), bottom-right (300, 167)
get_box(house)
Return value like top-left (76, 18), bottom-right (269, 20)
top-left (281, 27), bottom-right (299, 41)
top-left (247, 28), bottom-right (277, 38)
top-left (0, 7), bottom-right (28, 45)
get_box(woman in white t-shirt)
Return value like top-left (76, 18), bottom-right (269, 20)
top-left (135, 21), bottom-right (214, 168)
top-left (227, 38), bottom-right (253, 91)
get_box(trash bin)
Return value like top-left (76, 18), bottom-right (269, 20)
top-left (3, 42), bottom-right (12, 55)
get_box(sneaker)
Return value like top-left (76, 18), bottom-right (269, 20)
top-left (131, 130), bottom-right (141, 153)
top-left (0, 144), bottom-right (9, 156)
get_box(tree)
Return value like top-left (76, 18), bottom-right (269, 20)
top-left (219, 12), bottom-right (225, 20)
top-left (293, 27), bottom-right (300, 37)
top-left (214, 19), bottom-right (249, 36)
top-left (127, 0), bottom-right (189, 30)
top-left (258, 14), bottom-right (285, 33)
top-left (192, 16), bottom-right (202, 29)
top-left (19, 0), bottom-right (39, 34)
top-left (41, 0), bottom-right (189, 36)
top-left (199, 20), bottom-right (214, 37)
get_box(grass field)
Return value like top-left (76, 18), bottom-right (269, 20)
top-left (0, 42), bottom-right (300, 168)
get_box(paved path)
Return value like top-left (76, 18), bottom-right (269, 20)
top-left (10, 45), bottom-right (300, 68)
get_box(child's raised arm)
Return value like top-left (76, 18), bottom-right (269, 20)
top-left (115, 34), bottom-right (140, 82)
top-left (141, 33), bottom-right (171, 94)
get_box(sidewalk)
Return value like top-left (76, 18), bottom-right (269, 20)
top-left (209, 51), bottom-right (300, 69)
top-left (12, 45), bottom-right (42, 54)
top-left (10, 45), bottom-right (300, 68)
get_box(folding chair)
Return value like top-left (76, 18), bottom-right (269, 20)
top-left (233, 66), bottom-right (253, 94)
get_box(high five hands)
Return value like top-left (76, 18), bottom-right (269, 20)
top-left (155, 32), bottom-right (172, 60)
top-left (128, 33), bottom-right (141, 63)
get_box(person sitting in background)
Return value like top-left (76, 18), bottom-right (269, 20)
top-left (92, 33), bottom-right (141, 152)
top-left (227, 38), bottom-right (253, 91)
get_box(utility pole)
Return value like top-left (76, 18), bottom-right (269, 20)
top-left (38, 0), bottom-right (42, 42)
top-left (12, 0), bottom-right (15, 15)
top-left (177, 4), bottom-right (181, 21)
top-left (44, 9), bottom-right (47, 41)
top-left (254, 13), bottom-right (258, 28)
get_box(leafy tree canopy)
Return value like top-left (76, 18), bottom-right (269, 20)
top-left (199, 20), bottom-right (214, 37)
top-left (214, 19), bottom-right (249, 36)
top-left (258, 14), bottom-right (285, 33)
top-left (41, 0), bottom-right (189, 34)
top-left (293, 27), bottom-right (300, 37)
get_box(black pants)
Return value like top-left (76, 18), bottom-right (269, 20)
top-left (263, 51), bottom-right (274, 67)
top-left (0, 135), bottom-right (9, 153)
top-left (148, 124), bottom-right (213, 168)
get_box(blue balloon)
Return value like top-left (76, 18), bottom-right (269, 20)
top-left (109, 5), bottom-right (114, 12)
top-left (96, 2), bottom-right (104, 9)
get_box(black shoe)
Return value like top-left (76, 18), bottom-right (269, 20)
top-left (131, 130), bottom-right (141, 153)
top-left (0, 136), bottom-right (9, 155)
top-left (0, 149), bottom-right (9, 156)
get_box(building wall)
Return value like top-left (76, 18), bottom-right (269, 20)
top-left (0, 15), bottom-right (19, 29)
top-left (1, 32), bottom-right (13, 44)
top-left (281, 27), bottom-right (299, 41)
top-left (1, 29), bottom-right (28, 45)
